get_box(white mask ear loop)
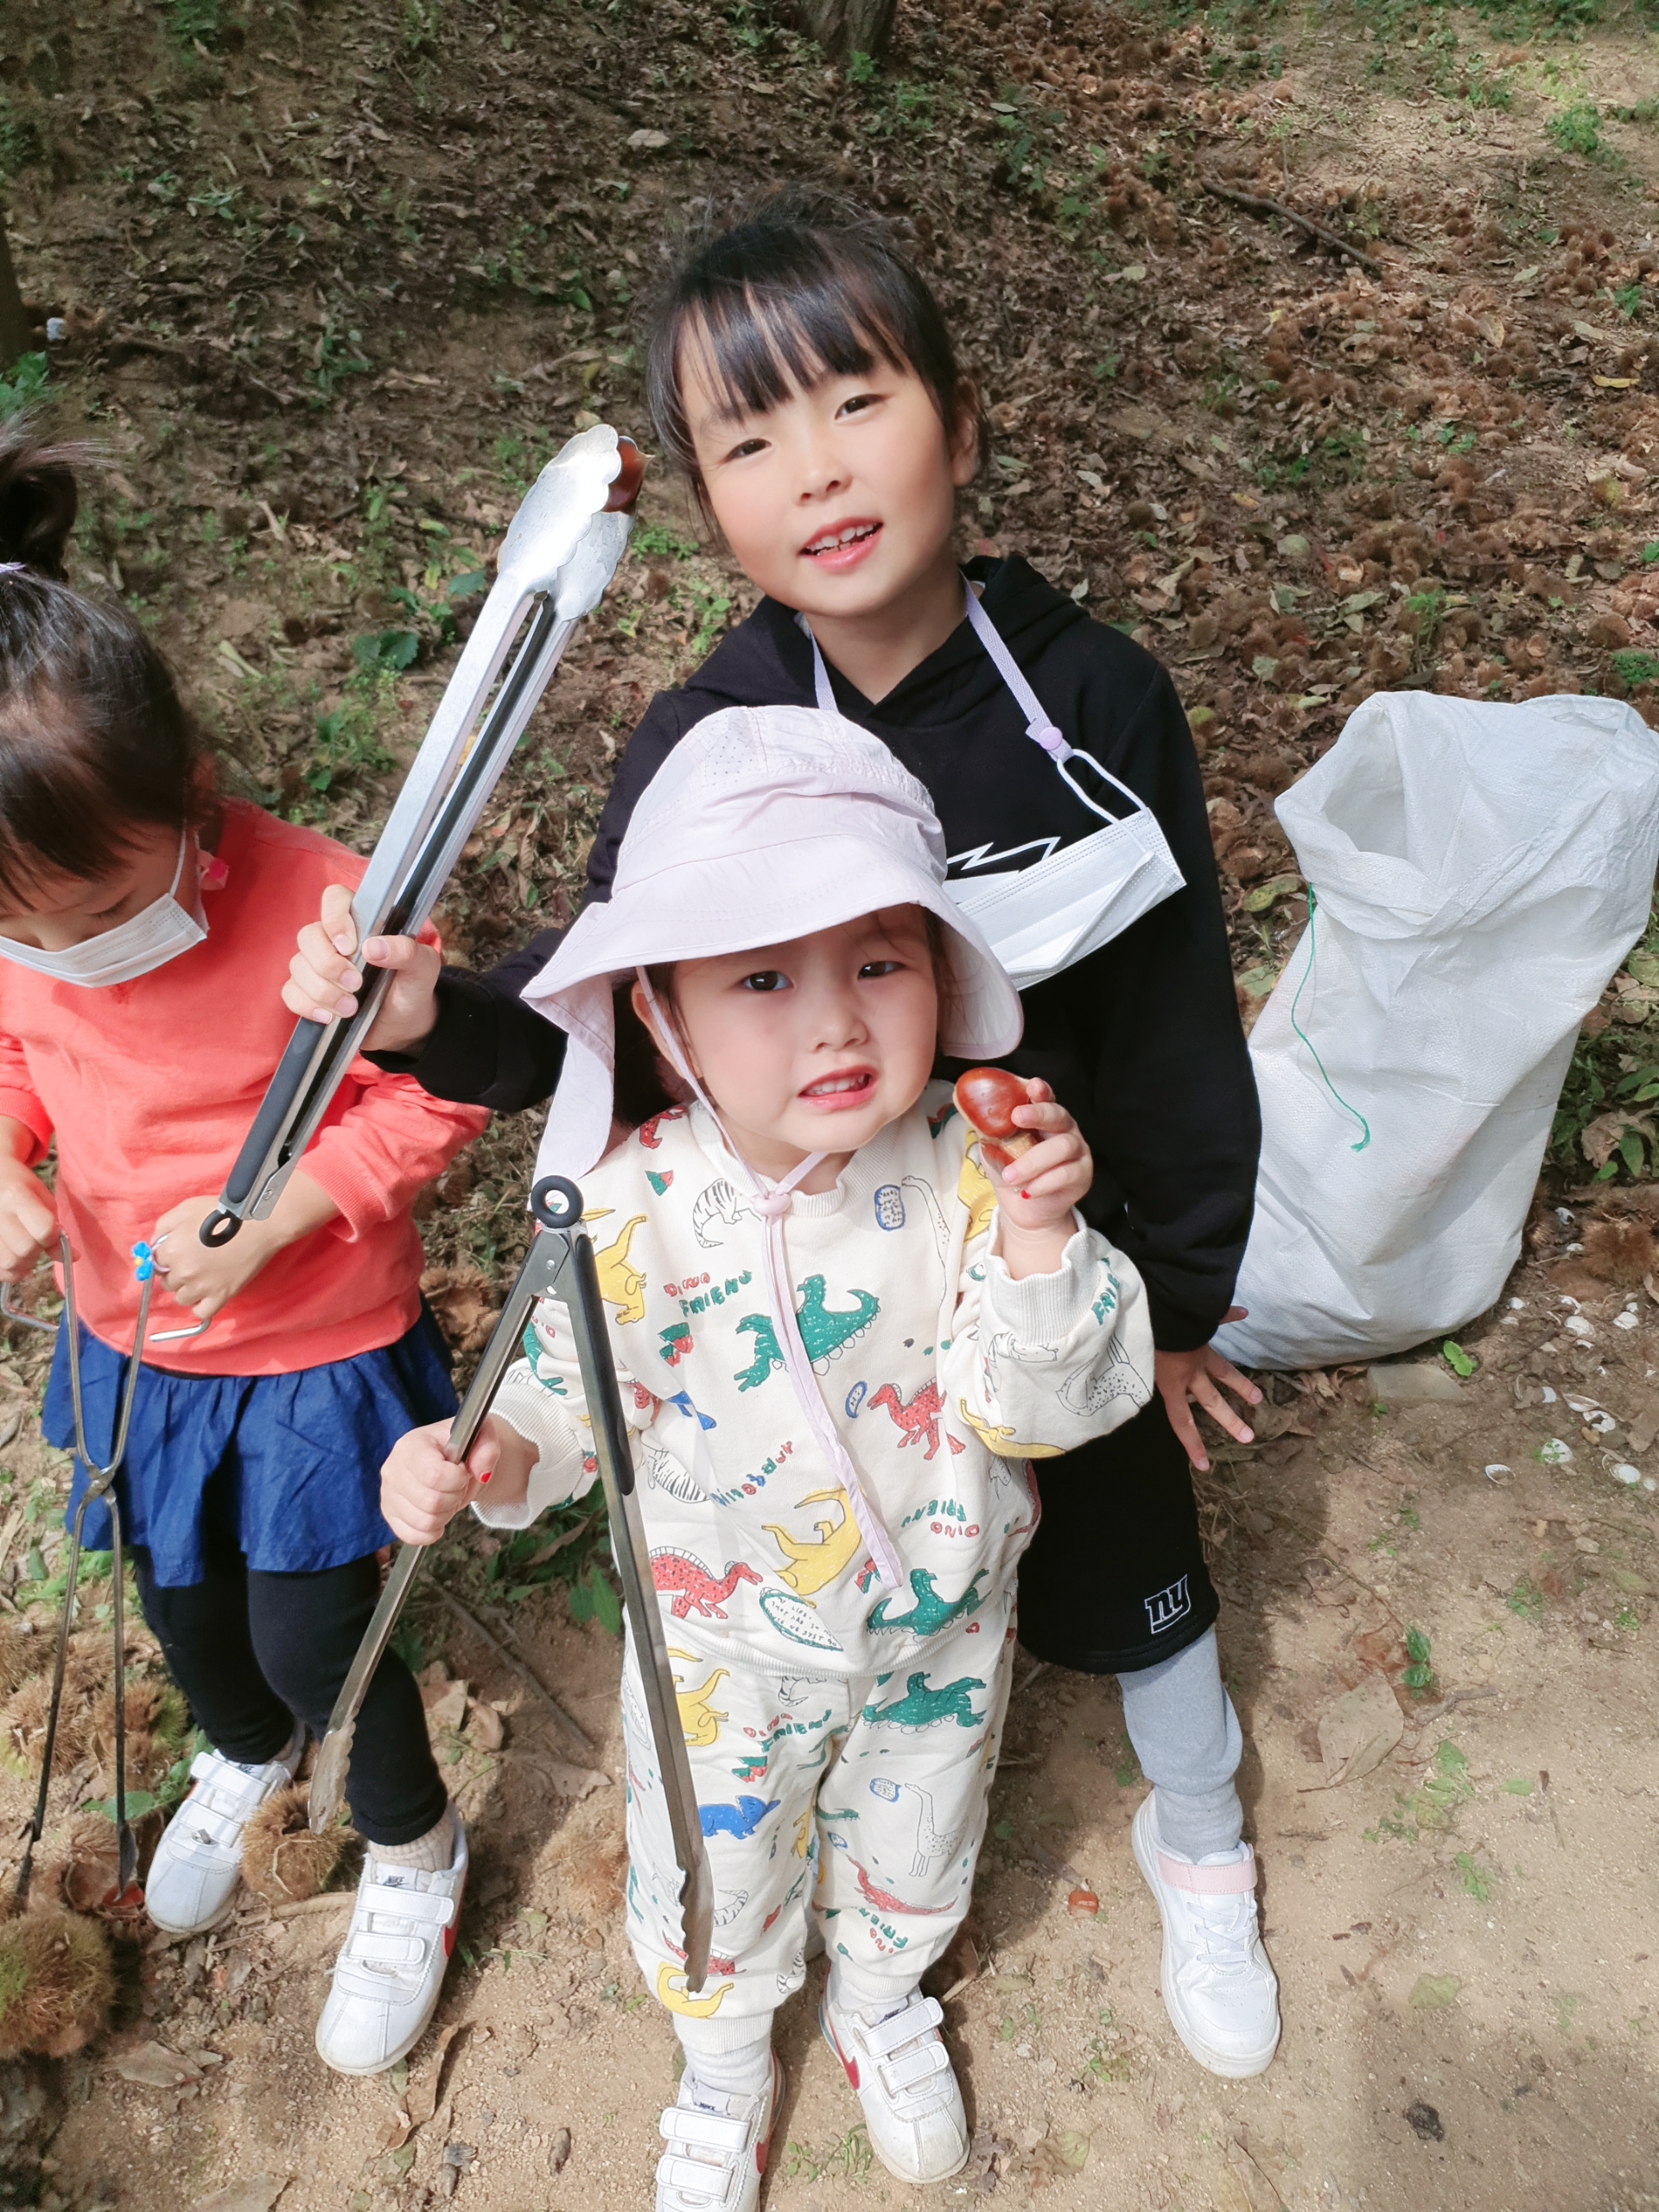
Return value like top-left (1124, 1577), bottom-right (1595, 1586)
top-left (634, 969), bottom-right (904, 1592)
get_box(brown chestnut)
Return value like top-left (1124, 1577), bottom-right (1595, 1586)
top-left (953, 1067), bottom-right (1036, 1172)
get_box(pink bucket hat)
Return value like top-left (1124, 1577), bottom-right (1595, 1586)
top-left (524, 702), bottom-right (1024, 1182)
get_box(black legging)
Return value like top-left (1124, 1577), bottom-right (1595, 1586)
top-left (133, 1478), bottom-right (447, 1848)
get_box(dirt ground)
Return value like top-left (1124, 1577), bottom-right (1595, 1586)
top-left (2, 0), bottom-right (1659, 2204)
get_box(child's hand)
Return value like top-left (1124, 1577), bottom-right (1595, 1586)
top-left (149, 1170), bottom-right (340, 1322)
top-left (0, 1156), bottom-right (57, 1284)
top-left (381, 1414), bottom-right (535, 1545)
top-left (995, 1075), bottom-right (1096, 1256)
top-left (283, 883), bottom-right (443, 1056)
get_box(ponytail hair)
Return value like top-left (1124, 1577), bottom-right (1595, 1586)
top-left (0, 418), bottom-right (209, 906)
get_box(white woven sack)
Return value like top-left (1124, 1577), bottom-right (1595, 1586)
top-left (1216, 690), bottom-right (1659, 1370)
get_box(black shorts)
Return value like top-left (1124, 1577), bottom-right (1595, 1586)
top-left (1015, 1391), bottom-right (1218, 1676)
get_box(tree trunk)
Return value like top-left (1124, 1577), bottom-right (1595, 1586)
top-left (798, 0), bottom-right (897, 61)
top-left (0, 215), bottom-right (28, 373)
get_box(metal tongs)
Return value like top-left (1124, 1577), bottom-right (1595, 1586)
top-left (3, 1237), bottom-right (185, 1906)
top-left (308, 1177), bottom-right (713, 1992)
top-left (199, 423), bottom-right (645, 1247)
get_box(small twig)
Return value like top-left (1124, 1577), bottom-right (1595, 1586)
top-left (265, 1890), bottom-right (355, 1921)
top-left (1410, 1685), bottom-right (1498, 1726)
top-left (1200, 175), bottom-right (1382, 276)
top-left (431, 1583), bottom-right (595, 1755)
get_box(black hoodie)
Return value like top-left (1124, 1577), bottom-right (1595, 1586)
top-left (381, 556), bottom-right (1259, 1351)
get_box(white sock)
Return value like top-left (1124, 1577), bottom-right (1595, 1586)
top-left (830, 1976), bottom-right (917, 2029)
top-left (368, 1802), bottom-right (457, 1873)
top-left (675, 2024), bottom-right (773, 2105)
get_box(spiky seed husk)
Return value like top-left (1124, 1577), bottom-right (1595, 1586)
top-left (1582, 1215), bottom-right (1656, 1289)
top-left (38, 1811), bottom-right (164, 1916)
top-left (86, 1680), bottom-right (190, 1793)
top-left (0, 1635), bottom-right (106, 1777)
top-left (239, 1783), bottom-right (345, 1905)
top-left (0, 1906), bottom-right (115, 2058)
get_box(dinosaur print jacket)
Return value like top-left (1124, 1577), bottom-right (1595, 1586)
top-left (478, 1085), bottom-right (1154, 1680)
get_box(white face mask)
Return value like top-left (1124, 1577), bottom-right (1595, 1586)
top-left (809, 583), bottom-right (1185, 992)
top-left (0, 831), bottom-right (208, 989)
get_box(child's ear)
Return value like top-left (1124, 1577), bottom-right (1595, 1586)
top-left (949, 379), bottom-right (983, 489)
top-left (629, 975), bottom-right (667, 1053)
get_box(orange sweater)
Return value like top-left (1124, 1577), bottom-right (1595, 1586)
top-left (0, 800), bottom-right (488, 1376)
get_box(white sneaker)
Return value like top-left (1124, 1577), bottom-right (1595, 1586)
top-left (314, 1811), bottom-right (468, 2076)
top-left (656, 2052), bottom-right (781, 2212)
top-left (144, 1732), bottom-right (303, 1936)
top-left (818, 1988), bottom-right (969, 2184)
top-left (1131, 1791), bottom-right (1281, 2078)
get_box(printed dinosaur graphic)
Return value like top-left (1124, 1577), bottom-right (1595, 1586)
top-left (868, 1776), bottom-right (961, 1878)
top-left (868, 1566), bottom-right (989, 1637)
top-left (763, 1486), bottom-right (866, 1595)
top-left (851, 1859), bottom-right (957, 1916)
top-left (655, 1964), bottom-right (730, 2017)
top-left (637, 1109), bottom-right (685, 1151)
top-left (957, 1148), bottom-right (997, 1243)
top-left (861, 1670), bottom-right (987, 1732)
top-left (585, 1210), bottom-right (649, 1325)
top-left (692, 1178), bottom-right (750, 1249)
top-left (956, 1397), bottom-right (1064, 1459)
top-left (758, 1587), bottom-right (845, 1653)
top-left (1058, 1336), bottom-right (1148, 1418)
top-left (699, 1794), bottom-right (781, 1840)
top-left (868, 1378), bottom-right (965, 1461)
top-left (644, 1443), bottom-right (704, 1504)
top-left (668, 1650), bottom-right (728, 1748)
top-left (900, 1174), bottom-right (950, 1261)
top-left (651, 1549), bottom-right (762, 1620)
top-left (734, 1276), bottom-right (879, 1391)
top-left (519, 1321), bottom-right (568, 1394)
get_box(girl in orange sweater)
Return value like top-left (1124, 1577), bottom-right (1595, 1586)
top-left (0, 423), bottom-right (486, 2075)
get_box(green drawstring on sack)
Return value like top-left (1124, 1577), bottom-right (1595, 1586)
top-left (1288, 888), bottom-right (1371, 1154)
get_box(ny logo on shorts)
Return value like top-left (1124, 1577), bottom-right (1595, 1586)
top-left (1144, 1575), bottom-right (1192, 1635)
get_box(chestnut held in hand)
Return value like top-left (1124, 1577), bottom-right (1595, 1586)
top-left (953, 1066), bottom-right (1038, 1173)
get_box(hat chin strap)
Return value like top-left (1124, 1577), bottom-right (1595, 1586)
top-left (634, 970), bottom-right (904, 1592)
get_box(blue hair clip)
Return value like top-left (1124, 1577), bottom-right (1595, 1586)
top-left (130, 1241), bottom-right (156, 1284)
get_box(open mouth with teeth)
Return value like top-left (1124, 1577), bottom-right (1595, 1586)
top-left (803, 521), bottom-right (881, 558)
top-left (799, 1070), bottom-right (877, 1103)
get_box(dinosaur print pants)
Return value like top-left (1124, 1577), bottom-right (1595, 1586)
top-left (621, 1595), bottom-right (1018, 2026)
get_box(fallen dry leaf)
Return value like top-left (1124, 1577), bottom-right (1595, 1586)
top-left (465, 1698), bottom-right (505, 1752)
top-left (1224, 2139), bottom-right (1286, 2211)
top-left (405, 2021), bottom-right (462, 2128)
top-left (112, 2041), bottom-right (201, 2089)
top-left (191, 2177), bottom-right (289, 2212)
top-left (426, 1679), bottom-right (469, 1732)
top-left (1314, 1670), bottom-right (1404, 1788)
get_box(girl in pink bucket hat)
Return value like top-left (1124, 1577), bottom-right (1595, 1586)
top-left (383, 704), bottom-right (1154, 2209)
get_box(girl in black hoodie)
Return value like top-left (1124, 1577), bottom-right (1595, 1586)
top-left (288, 192), bottom-right (1282, 2115)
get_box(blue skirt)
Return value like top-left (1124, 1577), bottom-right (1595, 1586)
top-left (44, 1310), bottom-right (456, 1590)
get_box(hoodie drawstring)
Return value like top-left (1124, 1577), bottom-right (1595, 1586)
top-left (634, 971), bottom-right (905, 1592)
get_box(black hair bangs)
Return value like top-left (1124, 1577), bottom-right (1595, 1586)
top-left (646, 188), bottom-right (982, 482)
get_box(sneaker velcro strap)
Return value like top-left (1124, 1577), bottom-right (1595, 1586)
top-left (346, 1929), bottom-right (430, 1967)
top-left (658, 2152), bottom-right (746, 2206)
top-left (880, 2037), bottom-right (950, 2094)
top-left (1157, 1846), bottom-right (1256, 1896)
top-left (361, 1883), bottom-right (457, 1927)
top-left (862, 1994), bottom-right (944, 2056)
top-left (659, 2107), bottom-right (751, 2154)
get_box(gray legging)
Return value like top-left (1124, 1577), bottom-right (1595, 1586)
top-left (1119, 1626), bottom-right (1244, 1861)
